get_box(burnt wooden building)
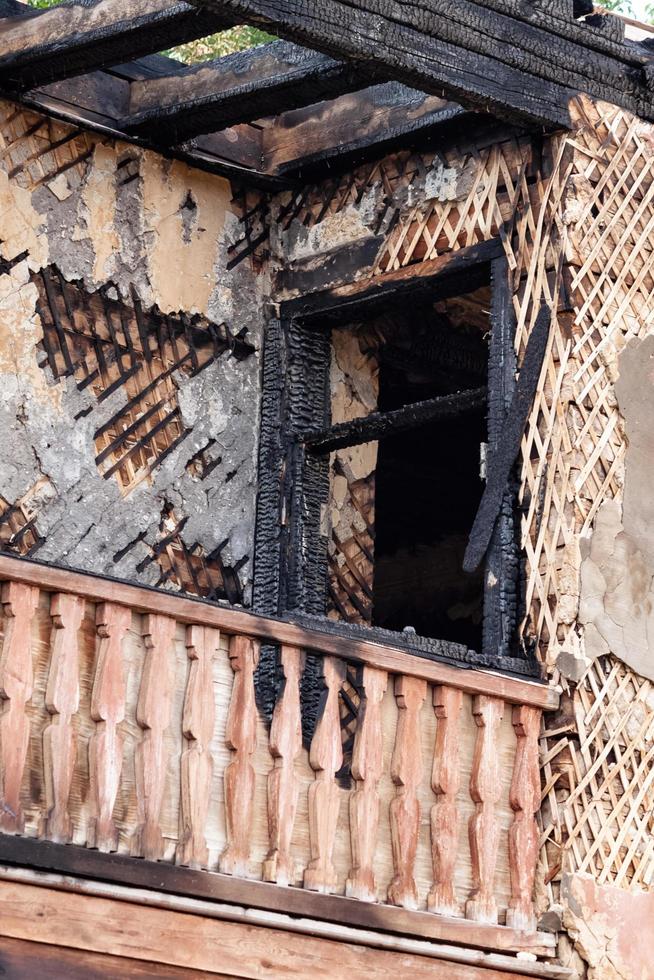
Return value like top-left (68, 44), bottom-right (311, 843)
top-left (0, 1), bottom-right (653, 977)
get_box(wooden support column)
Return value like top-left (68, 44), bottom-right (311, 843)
top-left (87, 602), bottom-right (131, 852)
top-left (506, 705), bottom-right (541, 933)
top-left (176, 625), bottom-right (220, 870)
top-left (304, 656), bottom-right (345, 894)
top-left (263, 645), bottom-right (304, 886)
top-left (428, 685), bottom-right (462, 917)
top-left (388, 675), bottom-right (426, 909)
top-left (220, 635), bottom-right (260, 877)
top-left (346, 666), bottom-right (387, 902)
top-left (0, 582), bottom-right (39, 833)
top-left (131, 614), bottom-right (176, 861)
top-left (41, 593), bottom-right (84, 844)
top-left (466, 696), bottom-right (505, 924)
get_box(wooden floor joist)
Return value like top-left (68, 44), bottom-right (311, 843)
top-left (125, 40), bottom-right (375, 143)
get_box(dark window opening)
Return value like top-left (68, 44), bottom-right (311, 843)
top-left (372, 416), bottom-right (486, 649)
top-left (324, 285), bottom-right (491, 652)
top-left (253, 248), bottom-right (531, 686)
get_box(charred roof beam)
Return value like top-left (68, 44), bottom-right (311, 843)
top-left (185, 0), bottom-right (654, 127)
top-left (124, 40), bottom-right (377, 143)
top-left (0, 0), bottom-right (237, 91)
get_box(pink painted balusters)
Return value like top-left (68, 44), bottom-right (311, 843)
top-left (346, 666), bottom-right (387, 902)
top-left (263, 645), bottom-right (304, 886)
top-left (87, 602), bottom-right (131, 851)
top-left (507, 705), bottom-right (541, 932)
top-left (428, 685), bottom-right (463, 917)
top-left (388, 675), bottom-right (426, 909)
top-left (131, 614), bottom-right (176, 861)
top-left (304, 656), bottom-right (345, 893)
top-left (220, 634), bottom-right (260, 876)
top-left (466, 695), bottom-right (505, 923)
top-left (42, 592), bottom-right (84, 843)
top-left (0, 582), bottom-right (39, 832)
top-left (177, 625), bottom-right (220, 869)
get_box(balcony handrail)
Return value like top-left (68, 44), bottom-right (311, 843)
top-left (0, 553), bottom-right (559, 710)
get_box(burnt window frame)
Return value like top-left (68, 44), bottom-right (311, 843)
top-left (253, 240), bottom-right (535, 679)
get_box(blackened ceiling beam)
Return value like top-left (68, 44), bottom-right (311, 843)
top-left (263, 83), bottom-right (467, 178)
top-left (124, 40), bottom-right (375, 143)
top-left (186, 0), bottom-right (654, 126)
top-left (0, 0), bottom-right (237, 91)
top-left (303, 387), bottom-right (488, 455)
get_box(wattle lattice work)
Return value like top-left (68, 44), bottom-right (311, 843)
top-left (283, 98), bottom-right (654, 896)
top-left (34, 265), bottom-right (254, 495)
top-left (0, 103), bottom-right (96, 191)
top-left (541, 656), bottom-right (654, 890)
top-left (528, 100), bottom-right (654, 892)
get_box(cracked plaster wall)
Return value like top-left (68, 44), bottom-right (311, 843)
top-left (579, 334), bottom-right (654, 685)
top-left (0, 99), bottom-right (268, 601)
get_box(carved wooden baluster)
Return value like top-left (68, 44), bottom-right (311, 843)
top-left (263, 644), bottom-right (304, 886)
top-left (428, 685), bottom-right (463, 917)
top-left (506, 705), bottom-right (541, 933)
top-left (304, 656), bottom-right (345, 894)
top-left (466, 695), bottom-right (505, 924)
top-left (87, 602), bottom-right (131, 851)
top-left (0, 582), bottom-right (39, 833)
top-left (131, 614), bottom-right (176, 861)
top-left (346, 666), bottom-right (388, 902)
top-left (42, 592), bottom-right (84, 843)
top-left (219, 635), bottom-right (260, 876)
top-left (388, 675), bottom-right (427, 909)
top-left (176, 624), bottom-right (220, 869)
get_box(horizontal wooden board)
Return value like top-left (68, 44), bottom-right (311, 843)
top-left (0, 554), bottom-right (559, 709)
top-left (0, 936), bottom-right (223, 979)
top-left (0, 876), bottom-right (565, 977)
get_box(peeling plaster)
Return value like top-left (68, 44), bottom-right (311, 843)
top-left (0, 98), bottom-right (264, 603)
top-left (579, 334), bottom-right (654, 683)
top-left (562, 873), bottom-right (654, 979)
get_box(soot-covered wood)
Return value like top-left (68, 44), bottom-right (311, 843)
top-left (464, 305), bottom-right (552, 575)
top-left (0, 0), bottom-right (236, 90)
top-left (304, 387), bottom-right (488, 455)
top-left (482, 256), bottom-right (521, 664)
top-left (188, 0), bottom-right (575, 127)
top-left (126, 40), bottom-right (375, 143)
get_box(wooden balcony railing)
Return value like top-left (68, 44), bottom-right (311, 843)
top-left (0, 554), bottom-right (559, 955)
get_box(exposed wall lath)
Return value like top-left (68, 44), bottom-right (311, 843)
top-left (34, 265), bottom-right (254, 496)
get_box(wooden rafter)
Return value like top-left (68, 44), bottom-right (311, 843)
top-left (0, 0), bottom-right (236, 90)
top-left (186, 0), bottom-right (654, 126)
top-left (263, 83), bottom-right (465, 177)
top-left (125, 40), bottom-right (374, 143)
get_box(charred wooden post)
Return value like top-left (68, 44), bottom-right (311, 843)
top-left (0, 581), bottom-right (39, 833)
top-left (220, 635), bottom-right (260, 877)
top-left (131, 614), bottom-right (176, 861)
top-left (87, 602), bottom-right (132, 852)
top-left (263, 644), bottom-right (304, 886)
top-left (176, 625), bottom-right (220, 870)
